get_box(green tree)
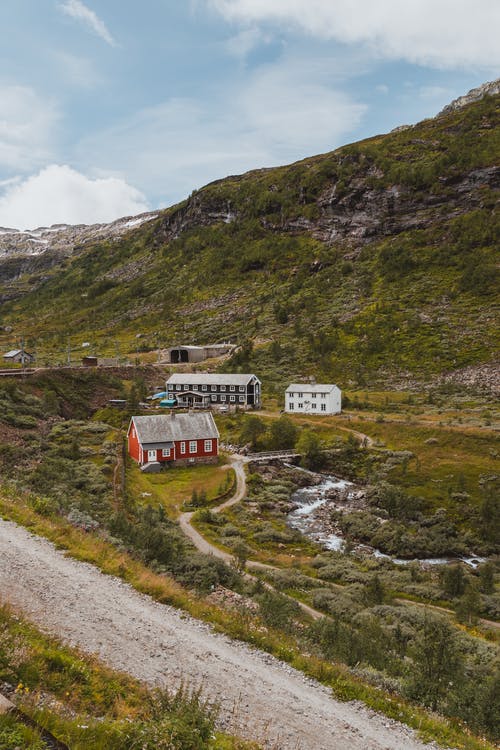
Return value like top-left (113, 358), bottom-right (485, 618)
top-left (239, 415), bottom-right (266, 450)
top-left (407, 613), bottom-right (463, 711)
top-left (267, 416), bottom-right (298, 450)
top-left (364, 574), bottom-right (386, 606)
top-left (296, 430), bottom-right (323, 470)
top-left (231, 540), bottom-right (251, 573)
top-left (478, 562), bottom-right (495, 594)
top-left (441, 564), bottom-right (466, 598)
top-left (455, 584), bottom-right (481, 626)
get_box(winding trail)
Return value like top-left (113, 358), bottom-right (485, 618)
top-left (0, 518), bottom-right (441, 750)
top-left (180, 454), bottom-right (499, 631)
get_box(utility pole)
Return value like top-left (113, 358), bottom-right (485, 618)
top-left (20, 336), bottom-right (26, 371)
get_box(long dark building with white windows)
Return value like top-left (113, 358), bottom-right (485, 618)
top-left (165, 373), bottom-right (261, 409)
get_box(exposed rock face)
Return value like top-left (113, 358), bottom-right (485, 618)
top-left (438, 78), bottom-right (500, 116)
top-left (0, 211), bottom-right (158, 258)
top-left (154, 163), bottom-right (499, 252)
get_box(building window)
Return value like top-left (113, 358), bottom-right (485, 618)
top-left (298, 392), bottom-right (303, 398)
top-left (168, 392), bottom-right (174, 399)
top-left (239, 386), bottom-right (245, 392)
top-left (298, 402), bottom-right (303, 409)
top-left (220, 385), bottom-right (226, 391)
top-left (321, 404), bottom-right (326, 411)
top-left (221, 394), bottom-right (226, 401)
top-left (321, 393), bottom-right (326, 399)
top-left (239, 395), bottom-right (244, 402)
top-left (162, 448), bottom-right (170, 457)
top-left (211, 394), bottom-right (217, 401)
top-left (204, 440), bottom-right (212, 452)
top-left (202, 385), bottom-right (207, 391)
top-left (189, 441), bottom-right (197, 453)
top-left (230, 395), bottom-right (236, 402)
top-left (180, 441), bottom-right (186, 454)
top-left (230, 385), bottom-right (235, 392)
top-left (176, 384), bottom-right (181, 390)
top-left (311, 392), bottom-right (317, 399)
top-left (184, 385), bottom-right (190, 391)
top-left (193, 385), bottom-right (198, 391)
top-left (289, 402), bottom-right (294, 410)
top-left (211, 385), bottom-right (217, 391)
top-left (288, 391), bottom-right (294, 398)
top-left (311, 403), bottom-right (317, 409)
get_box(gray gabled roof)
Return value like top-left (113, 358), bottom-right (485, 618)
top-left (130, 412), bottom-right (219, 445)
top-left (286, 383), bottom-right (341, 394)
top-left (3, 350), bottom-right (22, 357)
top-left (167, 372), bottom-right (260, 386)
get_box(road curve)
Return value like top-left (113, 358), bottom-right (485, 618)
top-left (0, 518), bottom-right (439, 750)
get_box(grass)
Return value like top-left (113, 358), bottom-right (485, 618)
top-left (1, 488), bottom-right (497, 749)
top-left (0, 603), bottom-right (258, 750)
top-left (126, 459), bottom-right (233, 518)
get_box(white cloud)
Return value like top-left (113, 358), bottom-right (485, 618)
top-left (59, 0), bottom-right (116, 46)
top-left (0, 85), bottom-right (60, 171)
top-left (225, 27), bottom-right (269, 59)
top-left (0, 165), bottom-right (149, 229)
top-left (76, 55), bottom-right (366, 207)
top-left (209, 0), bottom-right (500, 70)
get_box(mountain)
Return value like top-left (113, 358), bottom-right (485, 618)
top-left (0, 211), bottom-right (159, 258)
top-left (0, 86), bottom-right (498, 389)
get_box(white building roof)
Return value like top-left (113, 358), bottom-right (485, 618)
top-left (286, 383), bottom-right (340, 394)
top-left (3, 350), bottom-right (22, 358)
top-left (167, 373), bottom-right (260, 387)
top-left (130, 412), bottom-right (219, 446)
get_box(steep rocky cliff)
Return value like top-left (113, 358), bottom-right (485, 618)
top-left (0, 87), bottom-right (498, 387)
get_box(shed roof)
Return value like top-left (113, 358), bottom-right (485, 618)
top-left (130, 412), bottom-right (219, 445)
top-left (286, 383), bottom-right (340, 394)
top-left (167, 373), bottom-right (260, 386)
top-left (3, 350), bottom-right (22, 357)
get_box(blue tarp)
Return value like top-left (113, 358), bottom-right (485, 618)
top-left (159, 399), bottom-right (177, 407)
top-left (149, 391), bottom-right (168, 400)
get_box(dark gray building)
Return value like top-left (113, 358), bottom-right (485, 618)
top-left (166, 373), bottom-right (261, 408)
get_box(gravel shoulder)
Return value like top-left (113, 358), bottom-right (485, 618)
top-left (0, 518), bottom-right (442, 750)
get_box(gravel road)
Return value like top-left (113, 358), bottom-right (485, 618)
top-left (0, 518), bottom-right (441, 750)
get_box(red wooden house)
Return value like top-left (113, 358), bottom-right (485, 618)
top-left (127, 412), bottom-right (219, 469)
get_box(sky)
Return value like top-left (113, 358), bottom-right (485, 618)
top-left (0, 0), bottom-right (498, 230)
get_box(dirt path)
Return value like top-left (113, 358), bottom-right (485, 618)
top-left (181, 455), bottom-right (500, 632)
top-left (0, 518), bottom-right (444, 750)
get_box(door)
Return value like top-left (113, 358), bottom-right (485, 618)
top-left (147, 449), bottom-right (157, 462)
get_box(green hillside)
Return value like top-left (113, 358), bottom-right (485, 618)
top-left (1, 93), bottom-right (498, 388)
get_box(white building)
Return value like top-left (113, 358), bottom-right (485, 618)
top-left (285, 383), bottom-right (341, 415)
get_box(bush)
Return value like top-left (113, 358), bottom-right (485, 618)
top-left (126, 686), bottom-right (219, 750)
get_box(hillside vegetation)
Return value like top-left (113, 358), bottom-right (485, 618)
top-left (0, 94), bottom-right (498, 387)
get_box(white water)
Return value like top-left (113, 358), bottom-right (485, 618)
top-left (287, 473), bottom-right (486, 567)
top-left (288, 477), bottom-right (350, 552)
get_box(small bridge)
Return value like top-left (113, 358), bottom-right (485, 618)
top-left (246, 449), bottom-right (301, 462)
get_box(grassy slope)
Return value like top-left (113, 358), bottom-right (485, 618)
top-left (0, 95), bottom-right (498, 386)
